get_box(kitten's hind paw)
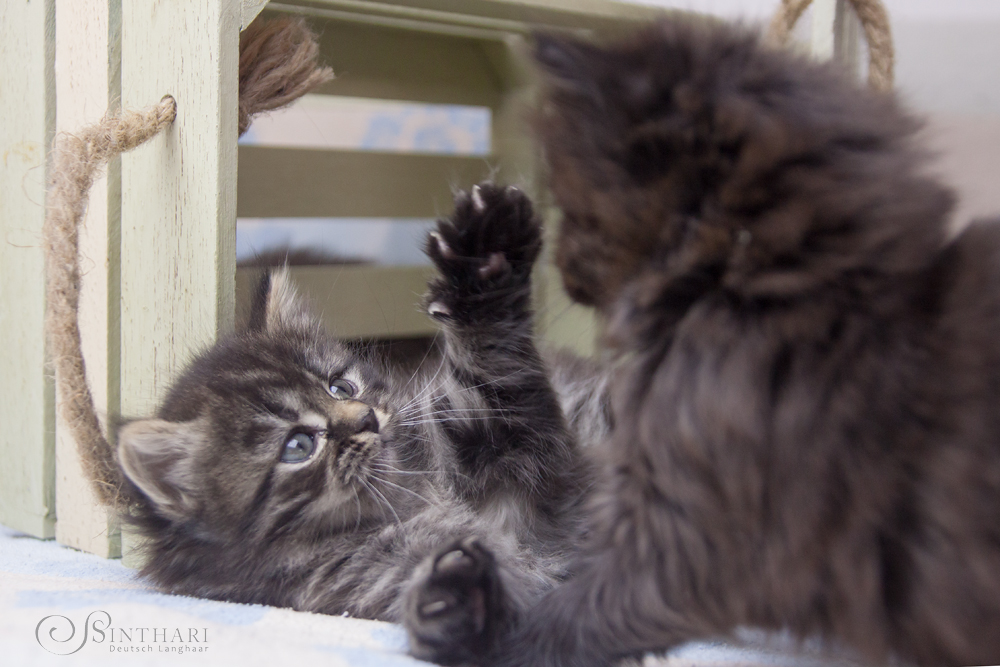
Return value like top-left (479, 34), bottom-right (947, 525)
top-left (424, 183), bottom-right (541, 324)
top-left (405, 537), bottom-right (507, 665)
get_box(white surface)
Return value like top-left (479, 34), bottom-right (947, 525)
top-left (2, 524), bottom-right (862, 667)
top-left (1, 525), bottom-right (421, 667)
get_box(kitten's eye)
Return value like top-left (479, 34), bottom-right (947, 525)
top-left (281, 432), bottom-right (316, 463)
top-left (328, 378), bottom-right (357, 399)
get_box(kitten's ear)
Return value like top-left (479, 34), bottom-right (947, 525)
top-left (247, 267), bottom-right (317, 334)
top-left (117, 419), bottom-right (204, 520)
top-left (533, 32), bottom-right (593, 91)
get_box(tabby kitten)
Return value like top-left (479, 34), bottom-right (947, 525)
top-left (487, 18), bottom-right (1000, 667)
top-left (115, 183), bottom-right (598, 665)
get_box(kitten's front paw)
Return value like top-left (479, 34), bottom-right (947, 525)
top-left (425, 183), bottom-right (541, 323)
top-left (405, 537), bottom-right (507, 665)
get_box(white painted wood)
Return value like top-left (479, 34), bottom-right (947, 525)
top-left (811, 0), bottom-right (861, 79)
top-left (120, 0), bottom-right (240, 415)
top-left (833, 0), bottom-right (861, 80)
top-left (810, 0), bottom-right (838, 61)
top-left (242, 0), bottom-right (270, 29)
top-left (53, 0), bottom-right (121, 558)
top-left (0, 0), bottom-right (56, 538)
top-left (119, 0), bottom-right (240, 563)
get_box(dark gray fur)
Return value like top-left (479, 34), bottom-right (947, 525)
top-left (487, 17), bottom-right (1000, 667)
top-left (115, 184), bottom-right (605, 665)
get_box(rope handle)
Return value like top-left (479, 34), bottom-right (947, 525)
top-left (766, 0), bottom-right (894, 92)
top-left (44, 96), bottom-right (178, 508)
top-left (42, 17), bottom-right (332, 511)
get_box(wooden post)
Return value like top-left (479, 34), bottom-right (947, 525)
top-left (0, 0), bottom-right (57, 538)
top-left (119, 0), bottom-right (239, 564)
top-left (242, 0), bottom-right (270, 29)
top-left (811, 0), bottom-right (862, 78)
top-left (52, 0), bottom-right (122, 558)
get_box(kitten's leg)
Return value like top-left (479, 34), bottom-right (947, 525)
top-left (421, 183), bottom-right (583, 526)
top-left (485, 463), bottom-right (726, 667)
top-left (490, 542), bottom-right (707, 667)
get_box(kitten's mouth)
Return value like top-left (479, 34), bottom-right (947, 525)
top-left (336, 432), bottom-right (381, 484)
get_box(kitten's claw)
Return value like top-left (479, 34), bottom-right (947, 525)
top-left (421, 598), bottom-right (454, 617)
top-left (430, 231), bottom-right (456, 260)
top-left (471, 184), bottom-right (486, 212)
top-left (437, 547), bottom-right (476, 572)
top-left (428, 302), bottom-right (452, 320)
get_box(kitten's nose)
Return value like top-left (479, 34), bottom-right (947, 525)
top-left (355, 408), bottom-right (379, 435)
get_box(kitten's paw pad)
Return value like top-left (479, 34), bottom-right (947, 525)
top-left (424, 183), bottom-right (541, 320)
top-left (478, 252), bottom-right (509, 280)
top-left (426, 182), bottom-right (541, 282)
top-left (405, 538), bottom-right (504, 665)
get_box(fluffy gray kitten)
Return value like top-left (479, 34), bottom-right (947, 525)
top-left (114, 183), bottom-right (605, 664)
top-left (488, 17), bottom-right (1000, 667)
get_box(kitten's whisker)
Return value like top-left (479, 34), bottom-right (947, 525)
top-left (376, 465), bottom-right (474, 483)
top-left (399, 331), bottom-right (441, 391)
top-left (450, 369), bottom-right (530, 392)
top-left (370, 474), bottom-right (438, 507)
top-left (399, 355), bottom-right (448, 412)
top-left (362, 479), bottom-right (401, 526)
top-left (370, 465), bottom-right (438, 476)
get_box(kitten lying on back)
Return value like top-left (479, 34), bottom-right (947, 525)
top-left (485, 18), bottom-right (1000, 667)
top-left (113, 184), bottom-right (604, 665)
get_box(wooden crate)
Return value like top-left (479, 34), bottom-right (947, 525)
top-left (0, 0), bottom-right (863, 557)
top-left (0, 0), bottom-right (663, 557)
top-left (233, 0), bottom-right (672, 343)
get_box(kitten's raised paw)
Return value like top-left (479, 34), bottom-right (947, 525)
top-left (425, 183), bottom-right (541, 324)
top-left (405, 537), bottom-right (506, 665)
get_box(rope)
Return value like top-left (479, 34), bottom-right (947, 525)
top-left (238, 17), bottom-right (333, 136)
top-left (44, 96), bottom-right (178, 508)
top-left (766, 0), bottom-right (894, 92)
top-left (43, 17), bottom-right (332, 510)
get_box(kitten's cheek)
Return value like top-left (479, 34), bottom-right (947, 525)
top-left (373, 408), bottom-right (391, 430)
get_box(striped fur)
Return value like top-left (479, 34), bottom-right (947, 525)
top-left (114, 184), bottom-right (608, 664)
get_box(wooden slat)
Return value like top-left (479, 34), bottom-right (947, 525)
top-left (273, 0), bottom-right (669, 39)
top-left (237, 265), bottom-right (439, 339)
top-left (52, 0), bottom-right (121, 558)
top-left (0, 0), bottom-right (56, 538)
top-left (238, 147), bottom-right (496, 218)
top-left (119, 0), bottom-right (239, 453)
top-left (306, 15), bottom-right (503, 106)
